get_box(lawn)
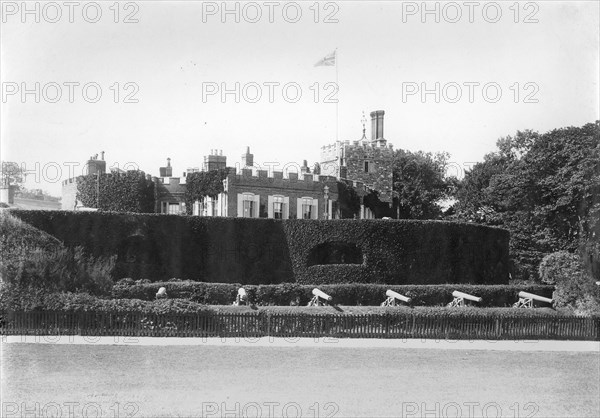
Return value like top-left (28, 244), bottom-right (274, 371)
top-left (2, 342), bottom-right (598, 417)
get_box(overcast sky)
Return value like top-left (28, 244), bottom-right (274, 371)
top-left (1, 1), bottom-right (598, 195)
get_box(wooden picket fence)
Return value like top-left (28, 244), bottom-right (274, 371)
top-left (1, 310), bottom-right (598, 340)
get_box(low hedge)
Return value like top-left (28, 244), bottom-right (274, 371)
top-left (0, 295), bottom-right (590, 319)
top-left (111, 280), bottom-right (555, 307)
top-left (0, 285), bottom-right (211, 314)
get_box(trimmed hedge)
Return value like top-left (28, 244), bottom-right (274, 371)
top-left (111, 281), bottom-right (554, 307)
top-left (0, 286), bottom-right (211, 314)
top-left (10, 211), bottom-right (510, 285)
top-left (0, 289), bottom-right (570, 318)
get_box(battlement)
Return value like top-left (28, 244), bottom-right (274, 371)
top-left (62, 171), bottom-right (152, 186)
top-left (321, 140), bottom-right (394, 152)
top-left (228, 167), bottom-right (337, 184)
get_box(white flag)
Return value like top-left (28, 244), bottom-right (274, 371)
top-left (314, 50), bottom-right (336, 67)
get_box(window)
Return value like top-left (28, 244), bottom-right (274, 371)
top-left (297, 197), bottom-right (317, 219)
top-left (302, 198), bottom-right (313, 219)
top-left (242, 194), bottom-right (255, 218)
top-left (202, 196), bottom-right (218, 217)
top-left (168, 203), bottom-right (180, 214)
top-left (243, 199), bottom-right (254, 218)
top-left (273, 196), bottom-right (284, 219)
top-left (268, 195), bottom-right (288, 219)
top-left (237, 193), bottom-right (259, 218)
top-left (364, 161), bottom-right (369, 173)
top-left (161, 201), bottom-right (181, 214)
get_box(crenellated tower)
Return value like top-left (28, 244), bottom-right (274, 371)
top-left (320, 110), bottom-right (395, 203)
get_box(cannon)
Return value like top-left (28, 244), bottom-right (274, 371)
top-left (447, 290), bottom-right (482, 307)
top-left (307, 288), bottom-right (332, 306)
top-left (513, 291), bottom-right (553, 309)
top-left (233, 287), bottom-right (248, 306)
top-left (381, 289), bottom-right (411, 306)
top-left (156, 287), bottom-right (168, 299)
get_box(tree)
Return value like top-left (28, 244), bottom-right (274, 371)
top-left (1, 161), bottom-right (25, 188)
top-left (454, 122), bottom-right (600, 281)
top-left (336, 181), bottom-right (360, 218)
top-left (392, 149), bottom-right (452, 219)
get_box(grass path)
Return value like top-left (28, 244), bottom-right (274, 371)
top-left (2, 342), bottom-right (599, 417)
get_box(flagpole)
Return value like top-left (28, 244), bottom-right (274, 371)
top-left (335, 48), bottom-right (339, 142)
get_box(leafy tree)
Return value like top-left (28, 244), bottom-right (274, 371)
top-left (538, 251), bottom-right (582, 285)
top-left (453, 122), bottom-right (600, 282)
top-left (1, 161), bottom-right (25, 188)
top-left (336, 181), bottom-right (360, 218)
top-left (392, 149), bottom-right (452, 219)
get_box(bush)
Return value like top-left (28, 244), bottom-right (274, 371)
top-left (539, 251), bottom-right (600, 315)
top-left (0, 288), bottom-right (211, 314)
top-left (539, 251), bottom-right (582, 285)
top-left (0, 212), bottom-right (115, 295)
top-left (111, 281), bottom-right (554, 307)
top-left (2, 244), bottom-right (116, 296)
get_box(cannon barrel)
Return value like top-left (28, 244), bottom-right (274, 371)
top-left (386, 289), bottom-right (411, 303)
top-left (312, 288), bottom-right (332, 301)
top-left (452, 290), bottom-right (482, 303)
top-left (518, 291), bottom-right (552, 304)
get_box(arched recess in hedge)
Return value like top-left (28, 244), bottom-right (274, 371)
top-left (117, 234), bottom-right (160, 265)
top-left (307, 241), bottom-right (364, 266)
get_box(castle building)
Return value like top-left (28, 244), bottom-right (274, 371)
top-left (212, 158), bottom-right (341, 219)
top-left (62, 110), bottom-right (395, 218)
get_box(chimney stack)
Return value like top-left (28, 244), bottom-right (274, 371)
top-left (370, 110), bottom-right (385, 142)
top-left (100, 151), bottom-right (105, 160)
top-left (242, 146), bottom-right (253, 167)
top-left (301, 159), bottom-right (310, 175)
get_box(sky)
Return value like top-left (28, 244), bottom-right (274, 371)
top-left (1, 0), bottom-right (599, 196)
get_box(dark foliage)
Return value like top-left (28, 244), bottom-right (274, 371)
top-left (392, 149), bottom-right (452, 219)
top-left (12, 211), bottom-right (510, 285)
top-left (452, 122), bottom-right (600, 282)
top-left (336, 181), bottom-right (361, 218)
top-left (77, 171), bottom-right (155, 213)
top-left (184, 169), bottom-right (229, 215)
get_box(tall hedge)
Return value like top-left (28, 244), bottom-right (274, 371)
top-left (77, 171), bottom-right (154, 213)
top-left (11, 211), bottom-right (510, 285)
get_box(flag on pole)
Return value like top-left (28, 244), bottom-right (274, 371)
top-left (314, 50), bottom-right (336, 67)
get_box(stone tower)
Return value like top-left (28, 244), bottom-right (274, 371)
top-left (319, 110), bottom-right (395, 203)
